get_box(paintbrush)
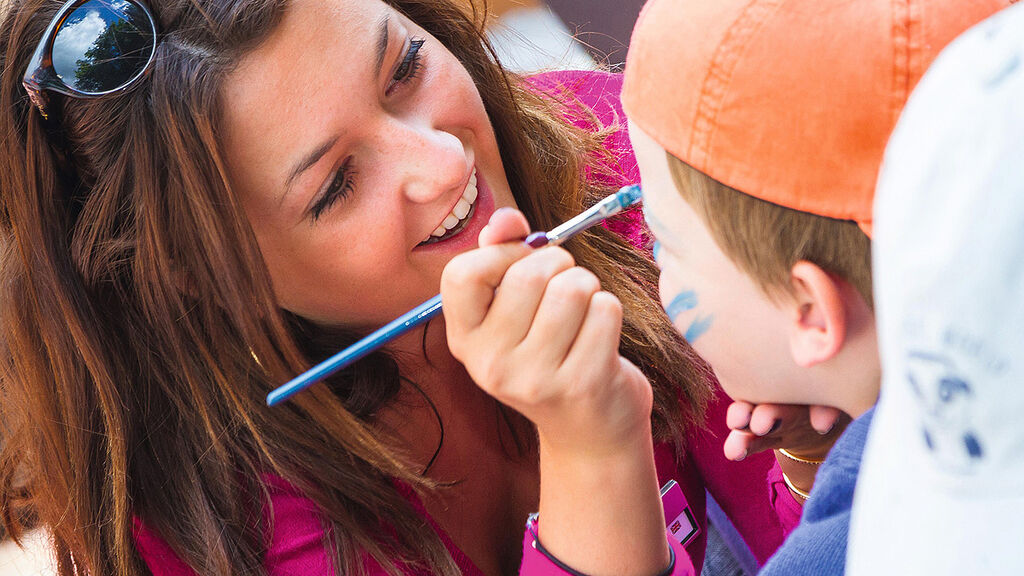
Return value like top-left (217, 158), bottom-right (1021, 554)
top-left (267, 183), bottom-right (642, 406)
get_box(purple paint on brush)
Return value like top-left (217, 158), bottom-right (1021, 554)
top-left (525, 232), bottom-right (549, 248)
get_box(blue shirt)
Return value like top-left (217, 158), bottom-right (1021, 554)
top-left (759, 406), bottom-right (876, 575)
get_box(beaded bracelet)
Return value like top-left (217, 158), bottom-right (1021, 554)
top-left (526, 513), bottom-right (677, 576)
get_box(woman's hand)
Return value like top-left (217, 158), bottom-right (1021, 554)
top-left (442, 207), bottom-right (654, 457)
top-left (442, 208), bottom-right (674, 576)
top-left (723, 401), bottom-right (849, 503)
top-left (722, 401), bottom-right (848, 462)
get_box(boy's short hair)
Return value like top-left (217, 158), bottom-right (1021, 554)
top-left (667, 152), bottom-right (873, 309)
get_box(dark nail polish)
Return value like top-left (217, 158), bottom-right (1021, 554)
top-left (768, 419), bottom-right (782, 434)
top-left (525, 232), bottom-right (548, 248)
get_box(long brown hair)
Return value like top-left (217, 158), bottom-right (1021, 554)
top-left (0, 1), bottom-right (709, 575)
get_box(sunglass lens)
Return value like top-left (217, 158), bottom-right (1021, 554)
top-left (51, 0), bottom-right (155, 95)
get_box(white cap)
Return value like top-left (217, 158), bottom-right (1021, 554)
top-left (849, 3), bottom-right (1024, 573)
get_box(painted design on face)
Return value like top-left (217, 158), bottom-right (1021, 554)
top-left (652, 240), bottom-right (663, 265)
top-left (684, 314), bottom-right (713, 343)
top-left (663, 289), bottom-right (713, 343)
top-left (664, 290), bottom-right (697, 320)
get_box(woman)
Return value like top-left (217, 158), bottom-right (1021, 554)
top-left (0, 0), bottom-right (797, 575)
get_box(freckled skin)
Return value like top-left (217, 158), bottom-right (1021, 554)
top-left (219, 0), bottom-right (518, 337)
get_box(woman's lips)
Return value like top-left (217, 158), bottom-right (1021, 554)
top-left (413, 169), bottom-right (495, 253)
top-left (418, 168), bottom-right (479, 246)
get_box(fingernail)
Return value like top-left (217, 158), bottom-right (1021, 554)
top-left (818, 419), bottom-right (837, 435)
top-left (737, 449), bottom-right (748, 461)
top-left (757, 419), bottom-right (781, 436)
top-left (493, 206), bottom-right (519, 218)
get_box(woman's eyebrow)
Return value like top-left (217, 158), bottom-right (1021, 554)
top-left (281, 17), bottom-right (391, 202)
top-left (374, 15), bottom-right (389, 77)
top-left (284, 136), bottom-right (339, 200)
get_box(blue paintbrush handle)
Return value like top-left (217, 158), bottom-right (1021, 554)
top-left (267, 184), bottom-right (642, 406)
top-left (266, 294), bottom-right (443, 406)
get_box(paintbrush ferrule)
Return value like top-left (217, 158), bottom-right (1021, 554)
top-left (545, 184), bottom-right (642, 246)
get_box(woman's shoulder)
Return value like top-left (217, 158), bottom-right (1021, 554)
top-left (524, 70), bottom-right (644, 249)
top-left (133, 475), bottom-right (394, 576)
top-left (524, 69), bottom-right (627, 130)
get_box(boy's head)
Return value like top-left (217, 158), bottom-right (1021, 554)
top-left (622, 0), bottom-right (1008, 414)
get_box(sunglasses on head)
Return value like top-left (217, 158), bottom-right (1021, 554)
top-left (22, 0), bottom-right (157, 120)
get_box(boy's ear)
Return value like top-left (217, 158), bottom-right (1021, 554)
top-left (787, 261), bottom-right (846, 367)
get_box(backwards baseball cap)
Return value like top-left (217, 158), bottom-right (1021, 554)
top-left (849, 4), bottom-right (1024, 574)
top-left (621, 0), bottom-right (1010, 235)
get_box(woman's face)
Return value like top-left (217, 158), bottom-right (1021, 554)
top-left (221, 0), bottom-right (516, 330)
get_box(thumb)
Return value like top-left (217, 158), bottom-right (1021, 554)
top-left (478, 207), bottom-right (531, 247)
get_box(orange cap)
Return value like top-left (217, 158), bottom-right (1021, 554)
top-left (622, 0), bottom-right (1009, 235)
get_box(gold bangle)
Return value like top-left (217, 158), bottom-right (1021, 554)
top-left (782, 471), bottom-right (812, 501)
top-left (778, 448), bottom-right (826, 465)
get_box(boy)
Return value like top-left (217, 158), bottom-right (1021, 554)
top-left (621, 0), bottom-right (1008, 572)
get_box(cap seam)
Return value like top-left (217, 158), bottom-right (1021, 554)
top-left (891, 0), bottom-right (912, 126)
top-left (690, 0), bottom-right (786, 169)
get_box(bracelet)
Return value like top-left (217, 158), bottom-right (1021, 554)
top-left (781, 471), bottom-right (812, 501)
top-left (527, 513), bottom-right (677, 576)
top-left (778, 448), bottom-right (826, 465)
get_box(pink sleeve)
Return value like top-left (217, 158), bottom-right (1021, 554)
top-left (687, 385), bottom-right (803, 566)
top-left (133, 476), bottom-right (390, 576)
top-left (524, 70), bottom-right (647, 249)
top-left (519, 521), bottom-right (696, 576)
top-left (260, 476), bottom-right (340, 575)
top-left (260, 475), bottom-right (391, 575)
top-left (133, 519), bottom-right (200, 576)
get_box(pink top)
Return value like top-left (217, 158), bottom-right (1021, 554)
top-left (134, 71), bottom-right (800, 576)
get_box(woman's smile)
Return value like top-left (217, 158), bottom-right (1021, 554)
top-left (414, 166), bottom-right (497, 253)
top-left (419, 167), bottom-right (478, 245)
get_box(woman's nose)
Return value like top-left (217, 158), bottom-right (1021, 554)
top-left (385, 120), bottom-right (470, 205)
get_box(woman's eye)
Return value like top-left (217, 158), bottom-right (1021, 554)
top-left (390, 38), bottom-right (425, 91)
top-left (310, 158), bottom-right (356, 222)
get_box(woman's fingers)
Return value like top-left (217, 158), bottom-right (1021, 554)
top-left (748, 403), bottom-right (801, 436)
top-left (723, 428), bottom-right (757, 461)
top-left (480, 247), bottom-right (576, 347)
top-left (478, 207), bottom-right (531, 247)
top-left (721, 401), bottom-right (851, 459)
top-left (562, 290), bottom-right (624, 384)
top-left (726, 400), bottom-right (756, 431)
top-left (809, 405), bottom-right (842, 434)
top-left (441, 241), bottom-right (534, 342)
top-left (522, 266), bottom-right (602, 370)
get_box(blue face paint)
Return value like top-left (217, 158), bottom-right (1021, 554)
top-left (653, 240), bottom-right (663, 264)
top-left (664, 290), bottom-right (697, 321)
top-left (684, 315), bottom-right (714, 343)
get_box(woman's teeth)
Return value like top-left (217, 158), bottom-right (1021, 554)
top-left (423, 169), bottom-right (478, 243)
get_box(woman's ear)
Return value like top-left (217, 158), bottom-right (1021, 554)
top-left (787, 261), bottom-right (846, 367)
